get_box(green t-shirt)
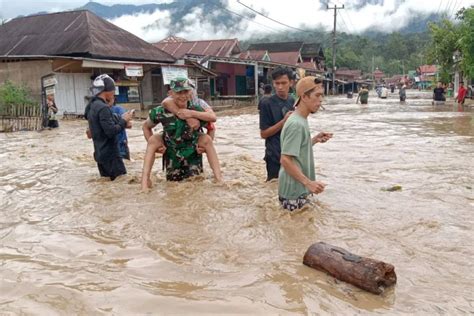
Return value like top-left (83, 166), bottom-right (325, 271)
top-left (278, 113), bottom-right (315, 199)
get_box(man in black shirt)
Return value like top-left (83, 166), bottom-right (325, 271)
top-left (433, 81), bottom-right (446, 102)
top-left (85, 74), bottom-right (133, 180)
top-left (259, 66), bottom-right (295, 181)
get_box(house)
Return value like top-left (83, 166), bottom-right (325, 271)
top-left (373, 68), bottom-right (385, 84)
top-left (246, 41), bottom-right (325, 73)
top-left (0, 10), bottom-right (177, 114)
top-left (334, 68), bottom-right (364, 93)
top-left (243, 41), bottom-right (325, 91)
top-left (155, 37), bottom-right (260, 98)
top-left (415, 64), bottom-right (438, 89)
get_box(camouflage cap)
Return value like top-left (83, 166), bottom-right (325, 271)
top-left (170, 77), bottom-right (192, 92)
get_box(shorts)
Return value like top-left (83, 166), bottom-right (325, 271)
top-left (97, 158), bottom-right (126, 180)
top-left (279, 194), bottom-right (310, 211)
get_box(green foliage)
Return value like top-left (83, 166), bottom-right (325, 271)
top-left (0, 80), bottom-right (35, 107)
top-left (459, 7), bottom-right (474, 77)
top-left (428, 6), bottom-right (474, 78)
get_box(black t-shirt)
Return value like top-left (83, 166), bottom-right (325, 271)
top-left (259, 94), bottom-right (295, 164)
top-left (433, 87), bottom-right (445, 101)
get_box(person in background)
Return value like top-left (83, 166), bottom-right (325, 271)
top-left (258, 82), bottom-right (265, 98)
top-left (278, 76), bottom-right (332, 211)
top-left (380, 85), bottom-right (389, 99)
top-left (432, 81), bottom-right (446, 104)
top-left (356, 85), bottom-right (369, 104)
top-left (110, 103), bottom-right (131, 160)
top-left (84, 74), bottom-right (133, 180)
top-left (46, 95), bottom-right (59, 129)
top-left (257, 84), bottom-right (273, 111)
top-left (456, 81), bottom-right (468, 107)
top-left (399, 84), bottom-right (407, 102)
top-left (259, 66), bottom-right (295, 181)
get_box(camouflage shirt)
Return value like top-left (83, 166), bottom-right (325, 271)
top-left (148, 101), bottom-right (207, 181)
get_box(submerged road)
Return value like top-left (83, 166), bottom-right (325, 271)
top-left (1, 91), bottom-right (473, 314)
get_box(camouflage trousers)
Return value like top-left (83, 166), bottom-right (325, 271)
top-left (163, 142), bottom-right (203, 181)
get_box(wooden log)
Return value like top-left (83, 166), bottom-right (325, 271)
top-left (303, 242), bottom-right (396, 294)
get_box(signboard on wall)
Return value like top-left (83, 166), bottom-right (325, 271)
top-left (45, 86), bottom-right (55, 96)
top-left (125, 65), bottom-right (143, 77)
top-left (162, 66), bottom-right (188, 84)
top-left (43, 76), bottom-right (57, 87)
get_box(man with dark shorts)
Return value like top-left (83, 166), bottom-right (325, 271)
top-left (259, 66), bottom-right (295, 181)
top-left (85, 74), bottom-right (133, 180)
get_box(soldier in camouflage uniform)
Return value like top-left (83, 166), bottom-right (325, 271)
top-left (147, 100), bottom-right (207, 181)
top-left (141, 78), bottom-right (222, 188)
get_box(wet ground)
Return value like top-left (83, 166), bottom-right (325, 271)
top-left (1, 91), bottom-right (473, 314)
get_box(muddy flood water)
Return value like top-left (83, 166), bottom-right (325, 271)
top-left (1, 91), bottom-right (473, 314)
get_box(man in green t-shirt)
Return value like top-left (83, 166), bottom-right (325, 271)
top-left (278, 76), bottom-right (333, 211)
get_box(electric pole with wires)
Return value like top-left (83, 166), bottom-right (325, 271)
top-left (327, 3), bottom-right (344, 95)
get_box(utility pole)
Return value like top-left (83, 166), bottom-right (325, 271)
top-left (327, 3), bottom-right (344, 95)
top-left (372, 55), bottom-right (375, 88)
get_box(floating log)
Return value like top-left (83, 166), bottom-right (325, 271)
top-left (303, 242), bottom-right (396, 294)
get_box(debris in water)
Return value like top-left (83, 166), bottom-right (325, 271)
top-left (381, 185), bottom-right (402, 192)
top-left (303, 242), bottom-right (397, 295)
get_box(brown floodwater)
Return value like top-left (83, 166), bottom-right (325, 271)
top-left (1, 91), bottom-right (473, 314)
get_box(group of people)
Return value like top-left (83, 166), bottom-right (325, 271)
top-left (258, 67), bottom-right (332, 211)
top-left (433, 81), bottom-right (469, 108)
top-left (84, 66), bottom-right (332, 212)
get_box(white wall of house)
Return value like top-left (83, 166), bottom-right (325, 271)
top-left (54, 73), bottom-right (92, 115)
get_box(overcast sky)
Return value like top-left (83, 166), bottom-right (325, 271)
top-left (1, 0), bottom-right (473, 41)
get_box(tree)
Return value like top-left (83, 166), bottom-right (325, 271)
top-left (427, 6), bottom-right (474, 78)
top-left (458, 7), bottom-right (474, 77)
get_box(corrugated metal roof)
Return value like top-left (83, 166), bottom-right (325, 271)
top-left (154, 38), bottom-right (240, 59)
top-left (247, 41), bottom-right (304, 53)
top-left (0, 10), bottom-right (175, 63)
top-left (239, 49), bottom-right (268, 60)
top-left (268, 51), bottom-right (301, 66)
top-left (419, 65), bottom-right (437, 74)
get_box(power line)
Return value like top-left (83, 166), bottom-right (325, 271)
top-left (338, 11), bottom-right (350, 32)
top-left (214, 3), bottom-right (281, 33)
top-left (236, 0), bottom-right (313, 33)
top-left (435, 0), bottom-right (444, 16)
top-left (444, 0), bottom-right (453, 16)
top-left (332, 0), bottom-right (356, 32)
top-left (450, 0), bottom-right (460, 18)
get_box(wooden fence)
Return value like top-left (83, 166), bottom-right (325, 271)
top-left (0, 103), bottom-right (44, 132)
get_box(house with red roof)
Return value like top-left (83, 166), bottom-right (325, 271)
top-left (414, 65), bottom-right (438, 89)
top-left (154, 37), bottom-right (326, 99)
top-left (155, 36), bottom-right (260, 97)
top-left (373, 68), bottom-right (385, 84)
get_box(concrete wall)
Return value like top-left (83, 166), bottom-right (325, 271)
top-left (0, 60), bottom-right (53, 101)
